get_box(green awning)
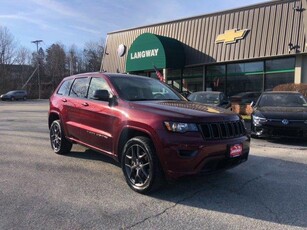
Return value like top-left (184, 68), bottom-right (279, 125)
top-left (126, 33), bottom-right (185, 72)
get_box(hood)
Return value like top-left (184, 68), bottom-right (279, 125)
top-left (131, 100), bottom-right (238, 121)
top-left (255, 106), bottom-right (307, 120)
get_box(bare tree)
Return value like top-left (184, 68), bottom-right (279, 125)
top-left (67, 45), bottom-right (82, 75)
top-left (14, 46), bottom-right (33, 87)
top-left (45, 43), bottom-right (66, 89)
top-left (0, 26), bottom-right (17, 92)
top-left (83, 39), bottom-right (104, 72)
top-left (0, 26), bottom-right (16, 65)
top-left (15, 46), bottom-right (32, 65)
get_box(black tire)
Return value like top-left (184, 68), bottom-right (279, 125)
top-left (23, 96), bottom-right (27, 101)
top-left (50, 120), bottom-right (72, 154)
top-left (121, 136), bottom-right (164, 194)
top-left (11, 96), bottom-right (15, 101)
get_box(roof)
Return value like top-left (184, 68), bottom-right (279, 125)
top-left (263, 91), bottom-right (301, 94)
top-left (107, 0), bottom-right (291, 35)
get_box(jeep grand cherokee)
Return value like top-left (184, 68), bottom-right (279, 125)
top-left (48, 72), bottom-right (250, 193)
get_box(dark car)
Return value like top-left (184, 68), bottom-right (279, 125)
top-left (49, 73), bottom-right (250, 194)
top-left (230, 92), bottom-right (261, 104)
top-left (0, 90), bottom-right (28, 101)
top-left (251, 91), bottom-right (307, 139)
top-left (187, 91), bottom-right (231, 108)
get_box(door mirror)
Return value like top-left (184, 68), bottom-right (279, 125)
top-left (250, 101), bottom-right (255, 107)
top-left (93, 89), bottom-right (110, 101)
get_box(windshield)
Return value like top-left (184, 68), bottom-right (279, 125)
top-left (110, 76), bottom-right (184, 101)
top-left (190, 93), bottom-right (220, 104)
top-left (258, 93), bottom-right (307, 107)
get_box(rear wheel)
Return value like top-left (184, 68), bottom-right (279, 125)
top-left (121, 136), bottom-right (164, 194)
top-left (50, 120), bottom-right (72, 154)
top-left (11, 96), bottom-right (15, 101)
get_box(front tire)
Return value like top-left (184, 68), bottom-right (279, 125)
top-left (50, 120), bottom-right (72, 154)
top-left (121, 136), bottom-right (164, 194)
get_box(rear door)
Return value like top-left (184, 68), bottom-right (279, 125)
top-left (65, 77), bottom-right (91, 142)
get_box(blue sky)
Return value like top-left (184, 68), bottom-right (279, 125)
top-left (0, 0), bottom-right (265, 51)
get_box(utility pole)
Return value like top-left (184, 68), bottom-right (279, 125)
top-left (31, 40), bottom-right (43, 99)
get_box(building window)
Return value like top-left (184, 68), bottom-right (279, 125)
top-left (265, 57), bottom-right (295, 71)
top-left (226, 61), bottom-right (264, 96)
top-left (167, 69), bottom-right (182, 92)
top-left (264, 57), bottom-right (295, 91)
top-left (206, 65), bottom-right (226, 92)
top-left (183, 67), bottom-right (203, 93)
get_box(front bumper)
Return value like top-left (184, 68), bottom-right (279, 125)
top-left (0, 96), bottom-right (10, 101)
top-left (251, 121), bottom-right (307, 139)
top-left (157, 133), bottom-right (250, 180)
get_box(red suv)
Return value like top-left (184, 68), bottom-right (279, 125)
top-left (49, 73), bottom-right (250, 193)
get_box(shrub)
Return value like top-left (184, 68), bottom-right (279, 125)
top-left (273, 83), bottom-right (307, 97)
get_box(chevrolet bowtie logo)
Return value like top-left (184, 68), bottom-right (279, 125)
top-left (216, 29), bottom-right (249, 44)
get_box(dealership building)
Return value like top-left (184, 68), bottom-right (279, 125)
top-left (101, 0), bottom-right (307, 96)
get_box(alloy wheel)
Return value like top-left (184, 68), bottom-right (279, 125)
top-left (124, 144), bottom-right (151, 187)
top-left (50, 122), bottom-right (62, 152)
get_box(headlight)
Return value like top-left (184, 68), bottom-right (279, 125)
top-left (164, 121), bottom-right (198, 133)
top-left (252, 115), bottom-right (267, 126)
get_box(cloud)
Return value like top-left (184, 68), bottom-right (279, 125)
top-left (70, 26), bottom-right (101, 35)
top-left (28, 0), bottom-right (81, 17)
top-left (0, 14), bottom-right (52, 30)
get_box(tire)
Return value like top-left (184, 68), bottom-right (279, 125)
top-left (23, 96), bottom-right (27, 101)
top-left (50, 120), bottom-right (72, 154)
top-left (11, 96), bottom-right (15, 101)
top-left (121, 136), bottom-right (164, 194)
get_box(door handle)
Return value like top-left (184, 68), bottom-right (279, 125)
top-left (62, 98), bottom-right (67, 102)
top-left (82, 102), bottom-right (89, 106)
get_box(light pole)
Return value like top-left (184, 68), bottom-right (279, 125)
top-left (31, 40), bottom-right (43, 99)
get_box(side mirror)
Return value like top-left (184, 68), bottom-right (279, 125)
top-left (250, 101), bottom-right (255, 107)
top-left (93, 89), bottom-right (110, 101)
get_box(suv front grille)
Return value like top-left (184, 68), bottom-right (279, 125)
top-left (200, 120), bottom-right (245, 140)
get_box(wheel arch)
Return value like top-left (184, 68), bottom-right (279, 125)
top-left (48, 111), bottom-right (60, 129)
top-left (117, 127), bottom-right (155, 163)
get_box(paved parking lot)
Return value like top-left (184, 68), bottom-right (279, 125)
top-left (0, 100), bottom-right (306, 229)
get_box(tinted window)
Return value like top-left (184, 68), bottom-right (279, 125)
top-left (206, 65), bottom-right (226, 92)
top-left (258, 93), bottom-right (307, 107)
top-left (57, 79), bottom-right (73, 96)
top-left (88, 77), bottom-right (111, 99)
top-left (228, 61), bottom-right (263, 73)
top-left (110, 76), bottom-right (182, 101)
top-left (265, 58), bottom-right (295, 71)
top-left (69, 78), bottom-right (90, 98)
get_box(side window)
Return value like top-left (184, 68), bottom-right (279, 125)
top-left (87, 77), bottom-right (112, 99)
top-left (57, 79), bottom-right (73, 96)
top-left (69, 78), bottom-right (90, 98)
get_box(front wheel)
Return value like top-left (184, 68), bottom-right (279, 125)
top-left (50, 120), bottom-right (72, 154)
top-left (121, 136), bottom-right (164, 194)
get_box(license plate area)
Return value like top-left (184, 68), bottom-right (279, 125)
top-left (229, 144), bottom-right (243, 158)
